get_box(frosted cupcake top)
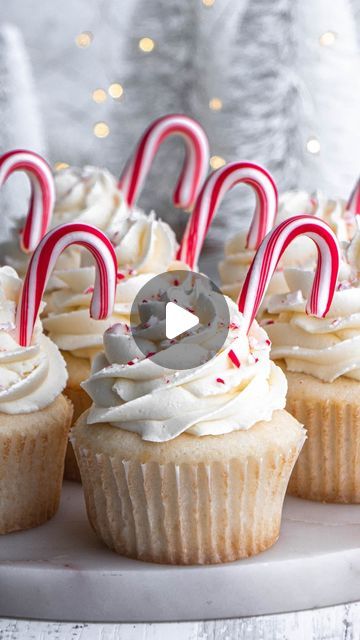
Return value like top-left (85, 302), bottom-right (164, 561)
top-left (265, 231), bottom-right (360, 382)
top-left (4, 165), bottom-right (135, 279)
top-left (0, 266), bottom-right (67, 414)
top-left (43, 211), bottom-right (185, 360)
top-left (82, 275), bottom-right (287, 442)
top-left (219, 190), bottom-right (353, 301)
top-left (53, 165), bottom-right (129, 231)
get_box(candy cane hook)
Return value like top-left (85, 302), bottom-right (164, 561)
top-left (238, 215), bottom-right (340, 334)
top-left (178, 161), bottom-right (278, 269)
top-left (118, 114), bottom-right (209, 210)
top-left (0, 150), bottom-right (55, 252)
top-left (16, 223), bottom-right (118, 346)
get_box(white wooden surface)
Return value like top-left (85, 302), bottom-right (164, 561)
top-left (0, 605), bottom-right (359, 640)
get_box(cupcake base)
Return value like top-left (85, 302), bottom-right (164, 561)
top-left (62, 351), bottom-right (92, 482)
top-left (0, 394), bottom-right (73, 534)
top-left (284, 369), bottom-right (360, 503)
top-left (72, 409), bottom-right (305, 565)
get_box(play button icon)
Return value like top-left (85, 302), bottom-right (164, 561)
top-left (129, 270), bottom-right (230, 370)
top-left (165, 302), bottom-right (199, 339)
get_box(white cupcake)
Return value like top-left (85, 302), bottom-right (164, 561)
top-left (72, 280), bottom-right (305, 564)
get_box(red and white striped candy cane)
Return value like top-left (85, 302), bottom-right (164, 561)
top-left (118, 114), bottom-right (209, 210)
top-left (0, 149), bottom-right (55, 252)
top-left (346, 178), bottom-right (360, 219)
top-left (178, 161), bottom-right (278, 269)
top-left (16, 223), bottom-right (117, 346)
top-left (238, 215), bottom-right (340, 334)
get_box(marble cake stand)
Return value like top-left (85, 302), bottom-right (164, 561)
top-left (0, 482), bottom-right (360, 623)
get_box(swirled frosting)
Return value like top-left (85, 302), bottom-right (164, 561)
top-left (82, 281), bottom-right (287, 442)
top-left (219, 190), bottom-right (354, 301)
top-left (0, 266), bottom-right (67, 414)
top-left (265, 232), bottom-right (360, 382)
top-left (3, 165), bottom-right (133, 281)
top-left (43, 212), bottom-right (185, 360)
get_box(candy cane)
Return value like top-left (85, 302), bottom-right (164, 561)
top-left (346, 178), bottom-right (360, 219)
top-left (0, 150), bottom-right (55, 252)
top-left (238, 215), bottom-right (340, 334)
top-left (16, 223), bottom-right (117, 346)
top-left (118, 114), bottom-right (209, 210)
top-left (178, 161), bottom-right (278, 269)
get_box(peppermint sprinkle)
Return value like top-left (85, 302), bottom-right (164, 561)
top-left (228, 349), bottom-right (241, 368)
top-left (117, 272), bottom-right (126, 281)
top-left (265, 339), bottom-right (271, 346)
top-left (84, 286), bottom-right (94, 295)
top-left (216, 377), bottom-right (225, 384)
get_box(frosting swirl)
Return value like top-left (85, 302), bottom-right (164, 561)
top-left (219, 190), bottom-right (353, 301)
top-left (43, 212), bottom-right (185, 360)
top-left (265, 232), bottom-right (360, 382)
top-left (0, 266), bottom-right (67, 414)
top-left (82, 282), bottom-right (286, 442)
top-left (3, 165), bottom-right (133, 281)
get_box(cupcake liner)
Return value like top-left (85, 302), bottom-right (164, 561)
top-left (287, 391), bottom-right (360, 503)
top-left (63, 383), bottom-right (91, 482)
top-left (0, 395), bottom-right (73, 534)
top-left (73, 422), bottom-right (303, 565)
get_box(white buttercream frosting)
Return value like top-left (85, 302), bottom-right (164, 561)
top-left (3, 165), bottom-right (134, 281)
top-left (219, 190), bottom-right (354, 302)
top-left (82, 280), bottom-right (287, 442)
top-left (265, 232), bottom-right (360, 383)
top-left (0, 266), bottom-right (67, 414)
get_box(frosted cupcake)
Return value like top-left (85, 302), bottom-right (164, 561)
top-left (72, 263), bottom-right (306, 564)
top-left (265, 229), bottom-right (360, 503)
top-left (0, 266), bottom-right (73, 533)
top-left (44, 211), bottom-right (189, 480)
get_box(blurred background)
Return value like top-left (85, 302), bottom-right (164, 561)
top-left (1, 0), bottom-right (360, 272)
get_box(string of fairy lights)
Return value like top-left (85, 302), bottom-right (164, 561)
top-left (54, 4), bottom-right (338, 172)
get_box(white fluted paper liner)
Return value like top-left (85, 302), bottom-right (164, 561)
top-left (0, 395), bottom-right (73, 534)
top-left (286, 371), bottom-right (360, 503)
top-left (72, 410), bottom-right (305, 564)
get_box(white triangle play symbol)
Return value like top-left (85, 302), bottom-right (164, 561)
top-left (165, 302), bottom-right (199, 340)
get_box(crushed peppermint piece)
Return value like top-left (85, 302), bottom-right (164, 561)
top-left (83, 286), bottom-right (94, 295)
top-left (228, 349), bottom-right (241, 368)
top-left (216, 377), bottom-right (225, 384)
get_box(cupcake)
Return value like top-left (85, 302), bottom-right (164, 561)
top-left (0, 266), bottom-right (72, 534)
top-left (265, 226), bottom-right (360, 502)
top-left (72, 269), bottom-right (305, 565)
top-left (44, 211), bottom-right (189, 480)
top-left (219, 189), bottom-right (353, 302)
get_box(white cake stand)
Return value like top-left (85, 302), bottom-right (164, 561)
top-left (0, 481), bottom-right (359, 623)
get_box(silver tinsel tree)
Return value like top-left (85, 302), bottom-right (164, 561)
top-left (1, 0), bottom-right (360, 276)
top-left (0, 24), bottom-right (46, 239)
